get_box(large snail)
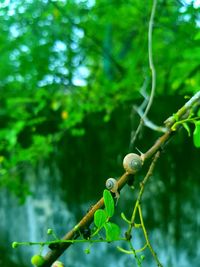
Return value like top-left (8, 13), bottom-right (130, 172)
top-left (123, 153), bottom-right (143, 174)
top-left (105, 178), bottom-right (120, 203)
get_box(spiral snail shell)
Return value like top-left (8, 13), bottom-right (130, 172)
top-left (105, 178), bottom-right (120, 201)
top-left (106, 178), bottom-right (118, 192)
top-left (123, 153), bottom-right (143, 174)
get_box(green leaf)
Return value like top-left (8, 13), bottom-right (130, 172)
top-left (104, 222), bottom-right (120, 241)
top-left (103, 189), bottom-right (115, 217)
top-left (121, 212), bottom-right (131, 224)
top-left (94, 209), bottom-right (107, 228)
top-left (194, 32), bottom-right (200, 40)
top-left (183, 122), bottom-right (191, 136)
top-left (193, 121), bottom-right (200, 148)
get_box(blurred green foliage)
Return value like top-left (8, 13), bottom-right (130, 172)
top-left (0, 0), bottom-right (199, 198)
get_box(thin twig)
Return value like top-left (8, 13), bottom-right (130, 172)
top-left (126, 151), bottom-right (161, 237)
top-left (15, 237), bottom-right (126, 247)
top-left (124, 151), bottom-right (162, 266)
top-left (130, 0), bottom-right (157, 148)
top-left (145, 0), bottom-right (157, 116)
top-left (134, 105), bottom-right (167, 132)
top-left (138, 204), bottom-right (163, 267)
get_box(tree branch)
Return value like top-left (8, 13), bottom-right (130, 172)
top-left (39, 91), bottom-right (200, 266)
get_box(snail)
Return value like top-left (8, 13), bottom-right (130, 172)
top-left (105, 178), bottom-right (120, 203)
top-left (123, 153), bottom-right (143, 174)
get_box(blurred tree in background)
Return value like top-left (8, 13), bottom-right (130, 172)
top-left (0, 0), bottom-right (199, 205)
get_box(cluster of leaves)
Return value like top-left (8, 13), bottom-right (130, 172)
top-left (12, 189), bottom-right (121, 266)
top-left (193, 120), bottom-right (200, 147)
top-left (171, 108), bottom-right (200, 148)
top-left (93, 189), bottom-right (120, 241)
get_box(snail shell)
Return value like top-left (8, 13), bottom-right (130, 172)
top-left (123, 153), bottom-right (143, 174)
top-left (106, 178), bottom-right (118, 193)
top-left (106, 178), bottom-right (120, 203)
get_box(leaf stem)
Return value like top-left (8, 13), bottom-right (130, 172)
top-left (126, 151), bottom-right (161, 238)
top-left (14, 237), bottom-right (127, 248)
top-left (138, 204), bottom-right (163, 267)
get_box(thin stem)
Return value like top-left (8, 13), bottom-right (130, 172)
top-left (138, 205), bottom-right (163, 267)
top-left (145, 0), bottom-right (157, 116)
top-left (117, 243), bottom-right (147, 254)
top-left (14, 237), bottom-right (127, 247)
top-left (128, 240), bottom-right (143, 267)
top-left (126, 151), bottom-right (160, 237)
top-left (171, 116), bottom-right (200, 130)
top-left (130, 0), bottom-right (157, 147)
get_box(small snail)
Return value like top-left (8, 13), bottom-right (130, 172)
top-left (123, 153), bottom-right (143, 174)
top-left (105, 178), bottom-right (120, 203)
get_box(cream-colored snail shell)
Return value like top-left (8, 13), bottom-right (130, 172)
top-left (123, 153), bottom-right (143, 174)
top-left (106, 178), bottom-right (118, 193)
